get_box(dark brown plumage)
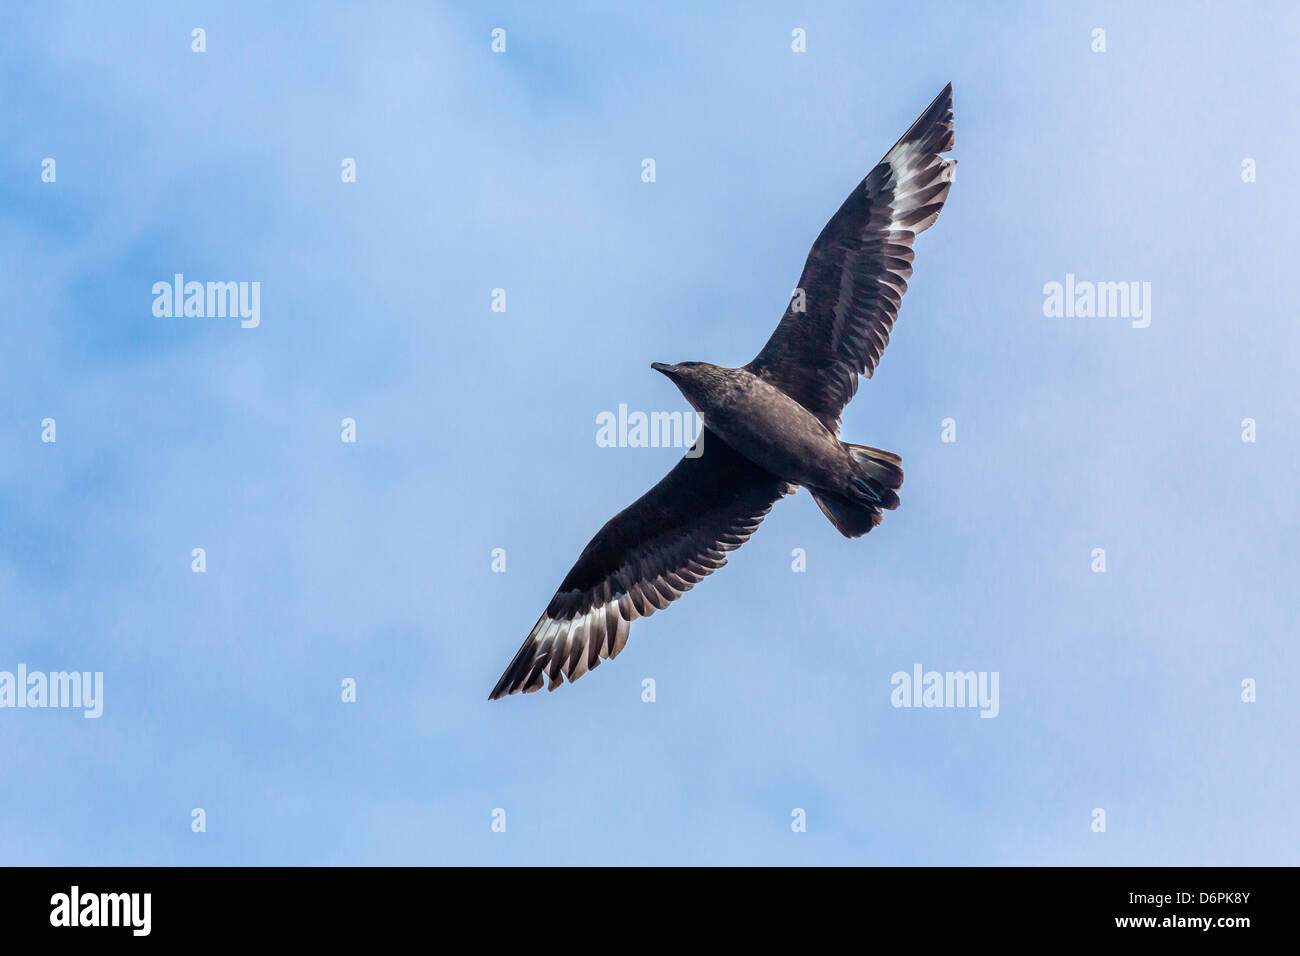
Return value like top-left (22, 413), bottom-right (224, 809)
top-left (747, 83), bottom-right (957, 431)
top-left (490, 84), bottom-right (956, 700)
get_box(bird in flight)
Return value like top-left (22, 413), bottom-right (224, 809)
top-left (490, 84), bottom-right (956, 699)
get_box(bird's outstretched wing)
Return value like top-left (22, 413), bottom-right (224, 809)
top-left (746, 83), bottom-right (955, 432)
top-left (489, 430), bottom-right (793, 699)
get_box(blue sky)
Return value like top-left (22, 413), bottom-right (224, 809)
top-left (2, 1), bottom-right (1297, 864)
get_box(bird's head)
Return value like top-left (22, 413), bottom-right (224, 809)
top-left (651, 361), bottom-right (725, 412)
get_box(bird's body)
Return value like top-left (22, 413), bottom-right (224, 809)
top-left (490, 84), bottom-right (957, 699)
top-left (656, 362), bottom-right (870, 497)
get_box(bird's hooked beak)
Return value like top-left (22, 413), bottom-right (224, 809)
top-left (651, 362), bottom-right (676, 377)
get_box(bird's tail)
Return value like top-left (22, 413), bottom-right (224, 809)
top-left (810, 444), bottom-right (903, 538)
